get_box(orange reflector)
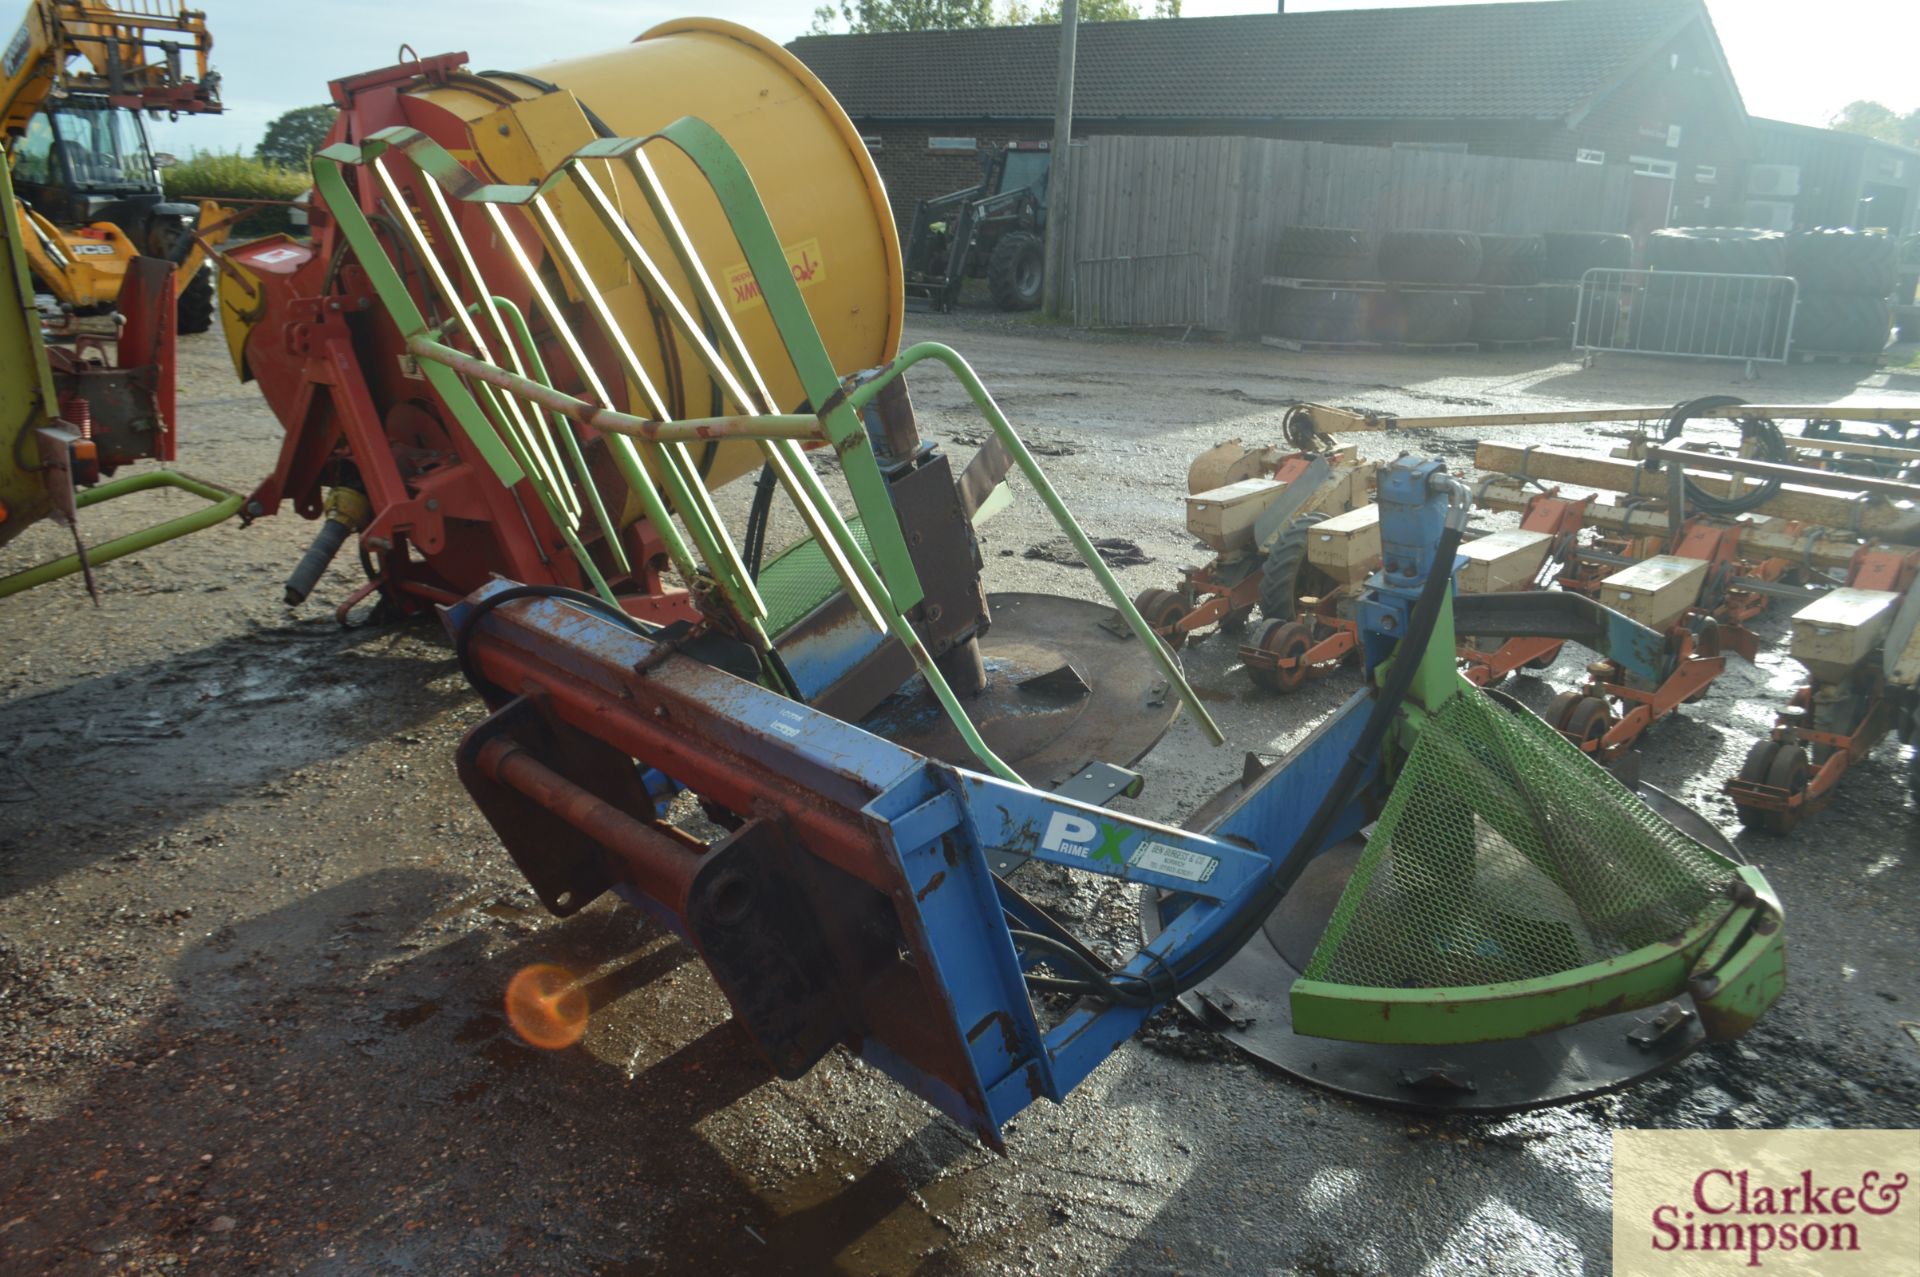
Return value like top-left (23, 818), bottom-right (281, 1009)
top-left (504, 963), bottom-right (589, 1049)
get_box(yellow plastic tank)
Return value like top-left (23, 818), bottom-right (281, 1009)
top-left (409, 19), bottom-right (902, 488)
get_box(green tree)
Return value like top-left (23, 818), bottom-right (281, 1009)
top-left (809, 0), bottom-right (1177, 33)
top-left (1829, 100), bottom-right (1920, 148)
top-left (257, 105), bottom-right (338, 170)
top-left (809, 1), bottom-right (996, 34)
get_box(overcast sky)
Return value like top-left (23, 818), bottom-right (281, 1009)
top-left (151, 0), bottom-right (1919, 159)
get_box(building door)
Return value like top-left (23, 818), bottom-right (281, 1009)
top-left (1627, 171), bottom-right (1675, 265)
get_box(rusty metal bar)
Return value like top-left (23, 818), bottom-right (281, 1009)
top-left (1648, 446), bottom-right (1920, 501)
top-left (405, 337), bottom-right (827, 444)
top-left (475, 736), bottom-right (703, 908)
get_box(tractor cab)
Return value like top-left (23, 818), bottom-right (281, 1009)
top-left (7, 96), bottom-right (215, 329)
top-left (11, 96), bottom-right (197, 254)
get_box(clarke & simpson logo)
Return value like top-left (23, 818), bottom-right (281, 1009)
top-left (1614, 1130), bottom-right (1919, 1275)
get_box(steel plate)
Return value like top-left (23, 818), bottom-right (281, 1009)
top-left (859, 592), bottom-right (1180, 789)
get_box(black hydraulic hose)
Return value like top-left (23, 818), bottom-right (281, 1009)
top-left (1148, 516), bottom-right (1469, 1003)
top-left (1658, 395), bottom-right (1788, 515)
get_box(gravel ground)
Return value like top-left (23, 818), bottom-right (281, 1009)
top-left (2, 311), bottom-right (1918, 1276)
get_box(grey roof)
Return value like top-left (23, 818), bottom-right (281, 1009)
top-left (789, 0), bottom-right (1718, 125)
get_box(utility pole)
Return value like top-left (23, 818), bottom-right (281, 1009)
top-left (1041, 0), bottom-right (1077, 318)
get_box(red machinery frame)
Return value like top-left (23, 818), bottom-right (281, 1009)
top-left (1543, 614), bottom-right (1757, 764)
top-left (218, 53), bottom-right (688, 625)
top-left (1456, 488), bottom-right (1594, 687)
top-left (1727, 547), bottom-right (1920, 833)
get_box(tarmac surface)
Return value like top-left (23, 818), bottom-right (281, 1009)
top-left (3, 311), bottom-right (1918, 1275)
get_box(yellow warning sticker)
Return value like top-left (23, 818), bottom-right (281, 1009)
top-left (721, 238), bottom-right (826, 313)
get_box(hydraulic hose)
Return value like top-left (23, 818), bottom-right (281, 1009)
top-left (1657, 395), bottom-right (1788, 515)
top-left (1139, 474), bottom-right (1470, 1004)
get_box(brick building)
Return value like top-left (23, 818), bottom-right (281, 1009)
top-left (789, 0), bottom-right (1751, 244)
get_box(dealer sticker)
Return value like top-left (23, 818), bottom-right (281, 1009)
top-left (1128, 841), bottom-right (1218, 884)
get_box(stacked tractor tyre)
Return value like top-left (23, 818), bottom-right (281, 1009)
top-left (1785, 228), bottom-right (1898, 357)
top-left (1540, 231), bottom-right (1632, 345)
top-left (1375, 230), bottom-right (1480, 344)
top-left (1640, 228), bottom-right (1793, 358)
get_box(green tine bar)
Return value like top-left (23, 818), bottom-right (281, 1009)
top-left (846, 341), bottom-right (1226, 747)
top-left (312, 147), bottom-right (523, 488)
top-left (0, 471), bottom-right (244, 599)
top-left (415, 175), bottom-right (582, 525)
top-left (475, 198), bottom-right (702, 588)
top-left (600, 140), bottom-right (781, 416)
top-left (471, 294), bottom-right (627, 572)
top-left (365, 158), bottom-right (572, 512)
top-left (564, 158), bottom-right (763, 416)
top-left (525, 192), bottom-right (770, 625)
top-left (562, 143), bottom-right (885, 634)
top-left (647, 117), bottom-right (925, 615)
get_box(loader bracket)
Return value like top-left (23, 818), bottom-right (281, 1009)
top-left (453, 693), bottom-right (632, 916)
top-left (684, 815), bottom-right (891, 1080)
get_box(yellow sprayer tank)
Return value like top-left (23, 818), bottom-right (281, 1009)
top-left (406, 19), bottom-right (902, 487)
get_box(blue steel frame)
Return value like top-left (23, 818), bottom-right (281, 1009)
top-left (447, 460), bottom-right (1459, 1142)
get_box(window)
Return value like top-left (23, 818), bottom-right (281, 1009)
top-left (1575, 148), bottom-right (1606, 165)
top-left (1630, 156), bottom-right (1678, 179)
top-left (1392, 141), bottom-right (1467, 154)
top-left (928, 136), bottom-right (976, 153)
top-left (12, 112), bottom-right (53, 184)
top-left (1695, 165), bottom-right (1718, 184)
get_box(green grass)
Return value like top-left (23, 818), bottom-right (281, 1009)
top-left (163, 152), bottom-right (308, 235)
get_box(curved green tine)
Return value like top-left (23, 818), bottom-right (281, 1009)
top-left (311, 142), bottom-right (523, 489)
top-left (645, 116), bottom-right (924, 616)
top-left (467, 295), bottom-right (628, 572)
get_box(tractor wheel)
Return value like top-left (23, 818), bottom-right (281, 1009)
top-left (1246, 618), bottom-right (1312, 694)
top-left (1258, 512), bottom-right (1324, 622)
top-left (1733, 740), bottom-right (1782, 831)
top-left (176, 266), bottom-right (215, 335)
top-left (1220, 604), bottom-right (1254, 633)
top-left (1377, 229), bottom-right (1482, 284)
top-left (987, 232), bottom-right (1044, 311)
top-left (1563, 696), bottom-right (1614, 751)
top-left (1544, 690), bottom-right (1584, 731)
top-left (1524, 645), bottom-right (1561, 671)
top-left (1542, 231), bottom-right (1632, 281)
top-left (1758, 744), bottom-right (1811, 834)
top-left (1132, 586), bottom-right (1188, 649)
top-left (1473, 233), bottom-right (1546, 286)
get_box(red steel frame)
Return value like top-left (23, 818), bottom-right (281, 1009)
top-left (1727, 547), bottom-right (1920, 830)
top-left (221, 53), bottom-right (690, 625)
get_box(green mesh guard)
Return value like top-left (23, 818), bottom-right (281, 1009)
top-left (1304, 692), bottom-right (1737, 990)
top-left (757, 516), bottom-right (875, 636)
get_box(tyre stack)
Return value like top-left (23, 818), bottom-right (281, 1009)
top-left (1261, 226), bottom-right (1381, 347)
top-left (1784, 229), bottom-right (1898, 359)
top-left (1640, 228), bottom-right (1792, 359)
top-left (1371, 230), bottom-right (1479, 347)
top-left (1897, 235), bottom-right (1920, 341)
top-left (1539, 231), bottom-right (1633, 347)
top-left (1464, 233), bottom-right (1550, 347)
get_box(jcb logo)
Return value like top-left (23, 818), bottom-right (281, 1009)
top-left (1040, 812), bottom-right (1126, 867)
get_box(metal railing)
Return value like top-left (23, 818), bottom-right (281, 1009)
top-left (1574, 268), bottom-right (1798, 378)
top-left (1073, 251), bottom-right (1211, 332)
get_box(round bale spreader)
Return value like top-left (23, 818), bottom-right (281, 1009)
top-left (217, 20), bottom-right (1783, 1144)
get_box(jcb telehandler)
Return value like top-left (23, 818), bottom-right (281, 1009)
top-left (2, 0), bottom-right (229, 332)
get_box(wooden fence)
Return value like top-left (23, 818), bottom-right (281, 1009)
top-left (1069, 136), bottom-right (1635, 336)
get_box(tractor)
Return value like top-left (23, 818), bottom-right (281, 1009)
top-left (2, 0), bottom-right (230, 333)
top-left (902, 140), bottom-right (1050, 312)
